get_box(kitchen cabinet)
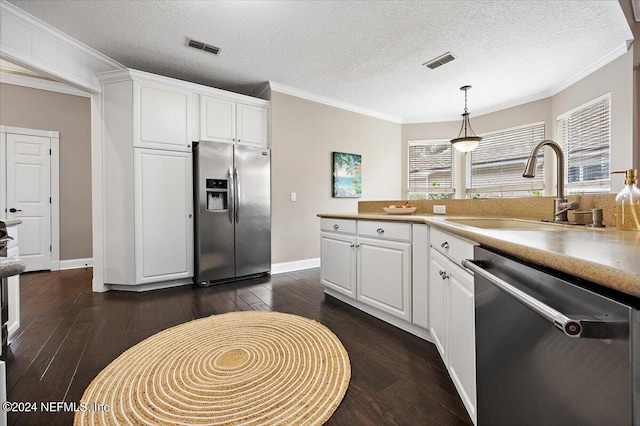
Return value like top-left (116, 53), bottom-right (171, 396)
top-left (135, 82), bottom-right (191, 151)
top-left (320, 219), bottom-right (357, 298)
top-left (98, 69), bottom-right (196, 288)
top-left (200, 95), bottom-right (268, 147)
top-left (320, 219), bottom-right (412, 322)
top-left (134, 149), bottom-right (193, 284)
top-left (429, 228), bottom-right (477, 424)
top-left (357, 235), bottom-right (411, 322)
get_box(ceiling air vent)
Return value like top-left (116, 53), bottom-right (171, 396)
top-left (187, 38), bottom-right (220, 55)
top-left (423, 52), bottom-right (455, 70)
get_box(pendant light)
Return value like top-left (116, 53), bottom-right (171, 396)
top-left (450, 85), bottom-right (482, 152)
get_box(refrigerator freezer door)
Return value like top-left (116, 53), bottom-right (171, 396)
top-left (234, 145), bottom-right (271, 277)
top-left (194, 142), bottom-right (235, 283)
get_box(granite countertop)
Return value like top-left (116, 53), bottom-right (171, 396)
top-left (0, 258), bottom-right (25, 279)
top-left (318, 213), bottom-right (640, 298)
top-left (1, 220), bottom-right (22, 226)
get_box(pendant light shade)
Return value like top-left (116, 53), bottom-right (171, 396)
top-left (451, 85), bottom-right (482, 152)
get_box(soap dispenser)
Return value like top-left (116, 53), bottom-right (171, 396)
top-left (612, 169), bottom-right (640, 231)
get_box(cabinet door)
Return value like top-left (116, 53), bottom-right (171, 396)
top-left (237, 103), bottom-right (268, 147)
top-left (429, 249), bottom-right (448, 361)
top-left (448, 263), bottom-right (476, 423)
top-left (200, 96), bottom-right (236, 144)
top-left (136, 83), bottom-right (191, 151)
top-left (134, 149), bottom-right (194, 284)
top-left (357, 237), bottom-right (411, 322)
top-left (321, 232), bottom-right (356, 298)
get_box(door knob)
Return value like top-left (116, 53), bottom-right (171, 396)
top-left (9, 208), bottom-right (22, 213)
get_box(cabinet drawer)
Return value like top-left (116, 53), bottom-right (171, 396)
top-left (431, 227), bottom-right (475, 267)
top-left (357, 220), bottom-right (411, 242)
top-left (321, 218), bottom-right (356, 234)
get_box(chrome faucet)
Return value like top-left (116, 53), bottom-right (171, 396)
top-left (522, 140), bottom-right (577, 222)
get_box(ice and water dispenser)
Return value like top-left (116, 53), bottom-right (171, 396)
top-left (206, 179), bottom-right (228, 211)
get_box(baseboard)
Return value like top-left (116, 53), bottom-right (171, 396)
top-left (59, 258), bottom-right (93, 270)
top-left (271, 258), bottom-right (320, 275)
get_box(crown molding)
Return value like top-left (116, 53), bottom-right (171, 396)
top-left (0, 72), bottom-right (91, 97)
top-left (549, 42), bottom-right (629, 96)
top-left (269, 82), bottom-right (402, 123)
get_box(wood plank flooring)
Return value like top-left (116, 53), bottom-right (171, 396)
top-left (6, 267), bottom-right (472, 425)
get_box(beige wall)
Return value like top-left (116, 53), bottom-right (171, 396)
top-left (0, 83), bottom-right (92, 260)
top-left (270, 91), bottom-right (402, 263)
top-left (401, 50), bottom-right (635, 197)
top-left (401, 98), bottom-right (553, 197)
top-left (552, 49), bottom-right (634, 191)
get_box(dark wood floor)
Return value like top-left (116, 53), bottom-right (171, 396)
top-left (6, 267), bottom-right (472, 425)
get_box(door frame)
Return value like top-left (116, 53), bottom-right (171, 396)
top-left (0, 125), bottom-right (60, 271)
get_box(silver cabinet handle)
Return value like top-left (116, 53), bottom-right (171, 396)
top-left (350, 244), bottom-right (355, 248)
top-left (355, 244), bottom-right (360, 248)
top-left (376, 228), bottom-right (384, 234)
top-left (463, 259), bottom-right (606, 339)
top-left (333, 224), bottom-right (339, 230)
top-left (441, 241), bottom-right (449, 249)
top-left (439, 270), bottom-right (448, 280)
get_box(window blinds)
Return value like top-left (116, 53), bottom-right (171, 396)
top-left (558, 95), bottom-right (610, 189)
top-left (467, 123), bottom-right (545, 194)
top-left (408, 142), bottom-right (453, 192)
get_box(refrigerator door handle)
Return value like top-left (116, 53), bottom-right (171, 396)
top-left (228, 166), bottom-right (234, 224)
top-left (234, 167), bottom-right (240, 223)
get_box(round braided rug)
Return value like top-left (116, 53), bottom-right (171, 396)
top-left (74, 311), bottom-right (350, 425)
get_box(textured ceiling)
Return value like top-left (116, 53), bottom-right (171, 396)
top-left (6, 0), bottom-right (633, 123)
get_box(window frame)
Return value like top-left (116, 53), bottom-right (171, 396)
top-left (407, 139), bottom-right (455, 199)
top-left (557, 93), bottom-right (611, 194)
top-left (465, 121), bottom-right (546, 198)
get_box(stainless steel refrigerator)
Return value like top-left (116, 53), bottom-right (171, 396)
top-left (193, 141), bottom-right (271, 286)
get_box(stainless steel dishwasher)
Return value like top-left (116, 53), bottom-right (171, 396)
top-left (463, 246), bottom-right (639, 426)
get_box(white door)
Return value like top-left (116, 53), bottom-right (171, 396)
top-left (6, 133), bottom-right (51, 271)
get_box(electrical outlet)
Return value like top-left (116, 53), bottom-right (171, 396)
top-left (290, 192), bottom-right (297, 202)
top-left (433, 205), bottom-right (446, 215)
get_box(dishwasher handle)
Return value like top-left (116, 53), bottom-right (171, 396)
top-left (463, 259), bottom-right (606, 339)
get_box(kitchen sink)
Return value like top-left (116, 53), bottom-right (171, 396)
top-left (444, 218), bottom-right (562, 230)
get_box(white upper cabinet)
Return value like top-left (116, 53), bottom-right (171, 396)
top-left (237, 103), bottom-right (268, 147)
top-left (135, 82), bottom-right (191, 151)
top-left (200, 95), bottom-right (268, 147)
top-left (200, 96), bottom-right (236, 143)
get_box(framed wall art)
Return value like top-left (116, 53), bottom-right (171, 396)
top-left (332, 152), bottom-right (362, 198)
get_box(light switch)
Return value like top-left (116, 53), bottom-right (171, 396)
top-left (290, 192), bottom-right (297, 202)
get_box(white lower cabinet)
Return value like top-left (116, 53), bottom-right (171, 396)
top-left (319, 218), bottom-right (477, 424)
top-left (429, 228), bottom-right (477, 424)
top-left (134, 149), bottom-right (194, 284)
top-left (320, 231), bottom-right (356, 298)
top-left (429, 249), bottom-right (448, 360)
top-left (320, 219), bottom-right (412, 322)
top-left (357, 236), bottom-right (411, 322)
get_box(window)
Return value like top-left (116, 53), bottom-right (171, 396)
top-left (558, 93), bottom-right (611, 193)
top-left (466, 122), bottom-right (546, 198)
top-left (408, 140), bottom-right (453, 200)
